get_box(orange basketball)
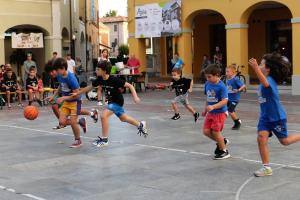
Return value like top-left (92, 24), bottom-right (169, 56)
top-left (24, 106), bottom-right (39, 120)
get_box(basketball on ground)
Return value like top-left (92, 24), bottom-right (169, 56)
top-left (24, 106), bottom-right (39, 120)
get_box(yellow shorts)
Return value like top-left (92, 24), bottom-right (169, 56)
top-left (60, 101), bottom-right (81, 116)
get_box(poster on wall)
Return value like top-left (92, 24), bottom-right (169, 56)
top-left (12, 32), bottom-right (44, 48)
top-left (135, 0), bottom-right (181, 38)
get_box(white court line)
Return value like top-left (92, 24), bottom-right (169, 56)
top-left (1, 125), bottom-right (300, 169)
top-left (134, 143), bottom-right (300, 170)
top-left (0, 125), bottom-right (122, 144)
top-left (235, 165), bottom-right (285, 200)
top-left (0, 185), bottom-right (46, 200)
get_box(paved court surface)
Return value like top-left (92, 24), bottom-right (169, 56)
top-left (0, 90), bottom-right (300, 200)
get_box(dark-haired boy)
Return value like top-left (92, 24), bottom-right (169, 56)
top-left (202, 64), bottom-right (230, 160)
top-left (73, 60), bottom-right (148, 148)
top-left (170, 68), bottom-right (199, 122)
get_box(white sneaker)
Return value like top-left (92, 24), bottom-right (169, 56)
top-left (254, 166), bottom-right (273, 177)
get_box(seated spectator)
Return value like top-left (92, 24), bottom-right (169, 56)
top-left (26, 67), bottom-right (43, 107)
top-left (1, 67), bottom-right (22, 108)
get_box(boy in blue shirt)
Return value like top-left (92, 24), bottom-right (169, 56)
top-left (202, 64), bottom-right (230, 160)
top-left (225, 64), bottom-right (246, 130)
top-left (249, 53), bottom-right (300, 177)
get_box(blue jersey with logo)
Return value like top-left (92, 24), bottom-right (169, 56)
top-left (226, 76), bottom-right (244, 102)
top-left (204, 80), bottom-right (228, 113)
top-left (56, 72), bottom-right (80, 102)
top-left (258, 76), bottom-right (286, 122)
top-left (173, 59), bottom-right (184, 69)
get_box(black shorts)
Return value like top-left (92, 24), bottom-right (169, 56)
top-left (1, 87), bottom-right (16, 93)
top-left (227, 101), bottom-right (238, 113)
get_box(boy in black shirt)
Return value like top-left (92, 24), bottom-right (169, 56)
top-left (73, 60), bottom-right (148, 147)
top-left (170, 68), bottom-right (199, 122)
top-left (26, 67), bottom-right (43, 106)
top-left (1, 68), bottom-right (22, 108)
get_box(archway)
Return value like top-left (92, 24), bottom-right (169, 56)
top-left (61, 27), bottom-right (70, 57)
top-left (242, 1), bottom-right (293, 84)
top-left (4, 24), bottom-right (49, 81)
top-left (186, 10), bottom-right (227, 79)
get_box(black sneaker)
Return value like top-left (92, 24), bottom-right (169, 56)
top-left (171, 113), bottom-right (180, 120)
top-left (214, 150), bottom-right (231, 160)
top-left (37, 99), bottom-right (43, 107)
top-left (214, 138), bottom-right (230, 155)
top-left (194, 112), bottom-right (200, 122)
top-left (137, 121), bottom-right (148, 138)
top-left (91, 109), bottom-right (99, 123)
top-left (232, 120), bottom-right (242, 130)
top-left (78, 117), bottom-right (87, 133)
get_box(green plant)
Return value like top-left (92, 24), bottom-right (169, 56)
top-left (118, 44), bottom-right (129, 57)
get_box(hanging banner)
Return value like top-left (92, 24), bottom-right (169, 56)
top-left (135, 0), bottom-right (181, 38)
top-left (12, 32), bottom-right (44, 48)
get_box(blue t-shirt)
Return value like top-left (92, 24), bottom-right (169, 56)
top-left (56, 72), bottom-right (80, 102)
top-left (173, 59), bottom-right (184, 69)
top-left (258, 76), bottom-right (286, 122)
top-left (204, 80), bottom-right (228, 113)
top-left (226, 76), bottom-right (244, 102)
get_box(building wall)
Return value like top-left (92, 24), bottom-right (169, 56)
top-left (104, 21), bottom-right (128, 56)
top-left (128, 0), bottom-right (300, 94)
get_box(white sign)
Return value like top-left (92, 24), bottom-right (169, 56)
top-left (135, 0), bottom-right (181, 38)
top-left (12, 32), bottom-right (44, 48)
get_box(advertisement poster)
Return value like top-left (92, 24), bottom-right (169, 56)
top-left (135, 0), bottom-right (181, 38)
top-left (12, 32), bottom-right (44, 48)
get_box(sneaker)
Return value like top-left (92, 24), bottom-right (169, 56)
top-left (137, 121), bottom-right (148, 138)
top-left (254, 167), bottom-right (273, 177)
top-left (214, 138), bottom-right (230, 155)
top-left (97, 101), bottom-right (103, 106)
top-left (92, 137), bottom-right (109, 147)
top-left (17, 103), bottom-right (23, 108)
top-left (7, 104), bottom-right (11, 109)
top-left (171, 113), bottom-right (180, 120)
top-left (37, 99), bottom-right (43, 107)
top-left (232, 120), bottom-right (242, 130)
top-left (91, 109), bottom-right (99, 123)
top-left (194, 112), bottom-right (200, 122)
top-left (69, 139), bottom-right (82, 148)
top-left (78, 117), bottom-right (87, 133)
top-left (52, 125), bottom-right (67, 130)
top-left (214, 150), bottom-right (231, 160)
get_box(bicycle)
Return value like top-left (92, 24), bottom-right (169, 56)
top-left (221, 65), bottom-right (247, 92)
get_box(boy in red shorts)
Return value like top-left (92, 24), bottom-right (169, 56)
top-left (202, 64), bottom-right (230, 160)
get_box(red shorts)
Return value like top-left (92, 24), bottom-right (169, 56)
top-left (203, 112), bottom-right (227, 132)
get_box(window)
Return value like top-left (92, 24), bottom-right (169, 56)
top-left (114, 24), bottom-right (118, 32)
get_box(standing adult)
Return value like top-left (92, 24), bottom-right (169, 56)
top-left (201, 55), bottom-right (211, 83)
top-left (171, 53), bottom-right (184, 70)
top-left (23, 53), bottom-right (37, 86)
top-left (127, 54), bottom-right (141, 74)
top-left (52, 52), bottom-right (58, 60)
top-left (97, 49), bottom-right (110, 106)
top-left (213, 46), bottom-right (224, 74)
top-left (66, 54), bottom-right (76, 74)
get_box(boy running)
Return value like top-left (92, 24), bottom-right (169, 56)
top-left (45, 61), bottom-right (98, 130)
top-left (47, 58), bottom-right (87, 148)
top-left (225, 64), bottom-right (246, 130)
top-left (249, 53), bottom-right (300, 177)
top-left (73, 60), bottom-right (148, 148)
top-left (170, 68), bottom-right (200, 122)
top-left (202, 64), bottom-right (230, 160)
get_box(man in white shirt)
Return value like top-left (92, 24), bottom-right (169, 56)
top-left (66, 54), bottom-right (76, 74)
